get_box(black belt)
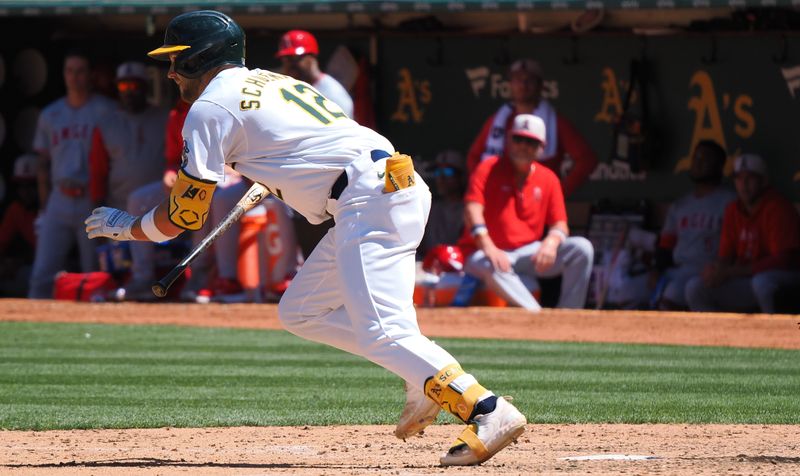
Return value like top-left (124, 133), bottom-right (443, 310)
top-left (330, 149), bottom-right (391, 200)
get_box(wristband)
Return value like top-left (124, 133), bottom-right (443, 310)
top-left (141, 208), bottom-right (175, 243)
top-left (547, 228), bottom-right (568, 242)
top-left (471, 224), bottom-right (488, 237)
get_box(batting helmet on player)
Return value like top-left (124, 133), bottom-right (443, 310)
top-left (148, 10), bottom-right (245, 79)
top-left (275, 30), bottom-right (319, 58)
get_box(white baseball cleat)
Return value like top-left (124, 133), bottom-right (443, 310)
top-left (439, 396), bottom-right (527, 466)
top-left (394, 381), bottom-right (441, 440)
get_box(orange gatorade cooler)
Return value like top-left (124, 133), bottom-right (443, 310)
top-left (237, 205), bottom-right (268, 301)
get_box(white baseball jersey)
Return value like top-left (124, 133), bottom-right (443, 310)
top-left (661, 187), bottom-right (736, 267)
top-left (314, 73), bottom-right (353, 118)
top-left (181, 67), bottom-right (392, 224)
top-left (33, 94), bottom-right (116, 186)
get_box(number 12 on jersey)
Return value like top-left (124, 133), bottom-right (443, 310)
top-left (281, 83), bottom-right (346, 125)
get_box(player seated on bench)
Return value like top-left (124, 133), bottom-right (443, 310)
top-left (459, 114), bottom-right (594, 311)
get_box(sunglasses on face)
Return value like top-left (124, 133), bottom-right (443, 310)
top-left (434, 167), bottom-right (459, 178)
top-left (511, 135), bottom-right (542, 147)
top-left (117, 80), bottom-right (143, 93)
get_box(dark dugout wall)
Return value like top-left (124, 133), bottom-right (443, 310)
top-left (377, 33), bottom-right (800, 202)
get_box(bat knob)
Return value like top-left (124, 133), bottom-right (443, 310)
top-left (151, 282), bottom-right (168, 298)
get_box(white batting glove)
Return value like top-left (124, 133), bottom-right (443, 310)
top-left (84, 207), bottom-right (137, 241)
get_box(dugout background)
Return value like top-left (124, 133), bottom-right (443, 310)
top-left (0, 5), bottom-right (799, 211)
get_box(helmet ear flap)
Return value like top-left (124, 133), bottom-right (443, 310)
top-left (148, 10), bottom-right (245, 77)
top-left (174, 51), bottom-right (203, 78)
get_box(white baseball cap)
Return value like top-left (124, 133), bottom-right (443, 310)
top-left (13, 153), bottom-right (37, 181)
top-left (733, 153), bottom-right (767, 177)
top-left (510, 114), bottom-right (546, 145)
top-left (116, 61), bottom-right (148, 81)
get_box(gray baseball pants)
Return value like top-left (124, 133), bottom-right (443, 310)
top-left (28, 190), bottom-right (97, 298)
top-left (464, 236), bottom-right (594, 311)
top-left (685, 269), bottom-right (800, 314)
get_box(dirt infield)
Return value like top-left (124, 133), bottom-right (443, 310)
top-left (1, 299), bottom-right (799, 475)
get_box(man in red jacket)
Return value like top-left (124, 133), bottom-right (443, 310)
top-left (466, 59), bottom-right (597, 197)
top-left (686, 154), bottom-right (800, 313)
top-left (462, 114), bottom-right (594, 310)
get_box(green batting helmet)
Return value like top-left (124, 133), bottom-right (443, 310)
top-left (148, 10), bottom-right (245, 79)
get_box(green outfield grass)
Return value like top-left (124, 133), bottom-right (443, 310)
top-left (1, 321), bottom-right (799, 430)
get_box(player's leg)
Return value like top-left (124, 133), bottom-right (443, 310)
top-left (123, 181), bottom-right (165, 299)
top-left (280, 157), bottom-right (526, 465)
top-left (751, 270), bottom-right (800, 313)
top-left (278, 227), bottom-right (362, 355)
top-left (660, 265), bottom-right (699, 309)
top-left (331, 173), bottom-right (525, 465)
top-left (529, 236), bottom-right (593, 308)
top-left (685, 275), bottom-right (758, 312)
top-left (465, 244), bottom-right (542, 311)
top-left (28, 199), bottom-right (76, 298)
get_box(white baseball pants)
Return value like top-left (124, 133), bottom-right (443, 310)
top-left (278, 152), bottom-right (459, 388)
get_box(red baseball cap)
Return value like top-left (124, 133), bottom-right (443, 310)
top-left (276, 30), bottom-right (319, 58)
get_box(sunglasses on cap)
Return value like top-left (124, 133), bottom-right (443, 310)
top-left (511, 135), bottom-right (542, 147)
top-left (433, 167), bottom-right (459, 178)
top-left (117, 80), bottom-right (143, 93)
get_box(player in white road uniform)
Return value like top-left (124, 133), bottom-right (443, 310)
top-left (84, 11), bottom-right (526, 466)
top-left (29, 50), bottom-right (116, 298)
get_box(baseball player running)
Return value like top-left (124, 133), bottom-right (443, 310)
top-left (84, 11), bottom-right (525, 466)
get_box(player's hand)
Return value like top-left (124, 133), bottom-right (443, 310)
top-left (84, 207), bottom-right (136, 241)
top-left (534, 236), bottom-right (559, 274)
top-left (484, 244), bottom-right (511, 273)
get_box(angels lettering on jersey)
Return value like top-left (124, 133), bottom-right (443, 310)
top-left (50, 124), bottom-right (91, 147)
top-left (678, 212), bottom-right (722, 232)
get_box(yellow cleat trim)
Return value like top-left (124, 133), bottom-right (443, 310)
top-left (449, 423), bottom-right (489, 462)
top-left (424, 364), bottom-right (487, 423)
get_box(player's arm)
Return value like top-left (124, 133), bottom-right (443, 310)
top-left (465, 200), bottom-right (510, 273)
top-left (85, 168), bottom-right (216, 242)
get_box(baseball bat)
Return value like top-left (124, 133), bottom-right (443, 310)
top-left (151, 181), bottom-right (270, 298)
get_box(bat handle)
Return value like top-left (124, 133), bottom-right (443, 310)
top-left (151, 282), bottom-right (169, 298)
top-left (152, 265), bottom-right (186, 298)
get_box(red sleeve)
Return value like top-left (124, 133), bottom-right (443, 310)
top-left (717, 202), bottom-right (737, 260)
top-left (658, 233), bottom-right (678, 250)
top-left (764, 196), bottom-right (800, 255)
top-left (751, 196), bottom-right (800, 273)
top-left (164, 101), bottom-right (189, 173)
top-left (466, 115), bottom-right (494, 174)
top-left (352, 57), bottom-right (376, 129)
top-left (464, 155), bottom-right (495, 205)
top-left (546, 171), bottom-right (568, 226)
top-left (88, 127), bottom-right (110, 203)
top-left (557, 115), bottom-right (598, 197)
top-left (0, 202), bottom-right (35, 253)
